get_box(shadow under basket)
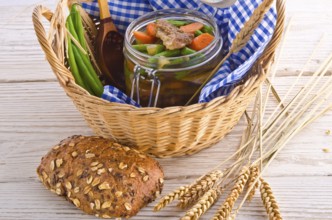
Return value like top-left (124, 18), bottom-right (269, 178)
top-left (32, 0), bottom-right (285, 158)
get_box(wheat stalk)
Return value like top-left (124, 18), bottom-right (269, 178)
top-left (261, 17), bottom-right (294, 117)
top-left (180, 188), bottom-right (221, 220)
top-left (258, 55), bottom-right (332, 162)
top-left (212, 167), bottom-right (250, 220)
top-left (262, 51), bottom-right (332, 136)
top-left (235, 49), bottom-right (332, 214)
top-left (260, 178), bottom-right (283, 220)
top-left (178, 170), bottom-right (223, 209)
top-left (263, 33), bottom-right (326, 129)
top-left (153, 185), bottom-right (190, 211)
top-left (247, 166), bottom-right (260, 201)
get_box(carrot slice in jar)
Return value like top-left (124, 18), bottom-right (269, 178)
top-left (133, 31), bottom-right (156, 44)
top-left (146, 23), bottom-right (157, 37)
top-left (189, 33), bottom-right (215, 51)
top-left (180, 22), bottom-right (204, 33)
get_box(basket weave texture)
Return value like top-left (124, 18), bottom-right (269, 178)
top-left (32, 0), bottom-right (285, 158)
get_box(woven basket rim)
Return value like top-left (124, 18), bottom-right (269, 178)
top-left (32, 0), bottom-right (284, 113)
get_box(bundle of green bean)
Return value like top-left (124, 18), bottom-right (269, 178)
top-left (66, 5), bottom-right (103, 97)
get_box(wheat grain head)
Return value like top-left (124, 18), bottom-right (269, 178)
top-left (231, 0), bottom-right (275, 53)
top-left (260, 178), bottom-right (283, 220)
top-left (212, 167), bottom-right (250, 220)
top-left (154, 185), bottom-right (190, 211)
top-left (247, 165), bottom-right (260, 201)
top-left (180, 188), bottom-right (221, 220)
top-left (185, 0), bottom-right (275, 105)
top-left (178, 170), bottom-right (223, 209)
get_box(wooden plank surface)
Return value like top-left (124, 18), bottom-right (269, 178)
top-left (0, 0), bottom-right (332, 220)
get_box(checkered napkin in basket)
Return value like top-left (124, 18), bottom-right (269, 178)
top-left (82, 0), bottom-right (277, 105)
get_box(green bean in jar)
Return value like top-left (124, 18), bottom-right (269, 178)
top-left (124, 8), bottom-right (223, 108)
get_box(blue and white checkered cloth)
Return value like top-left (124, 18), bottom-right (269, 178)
top-left (101, 86), bottom-right (141, 107)
top-left (82, 0), bottom-right (276, 106)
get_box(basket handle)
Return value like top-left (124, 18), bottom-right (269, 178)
top-left (32, 5), bottom-right (74, 87)
top-left (260, 0), bottom-right (285, 63)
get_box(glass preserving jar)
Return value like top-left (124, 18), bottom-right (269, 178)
top-left (124, 8), bottom-right (223, 108)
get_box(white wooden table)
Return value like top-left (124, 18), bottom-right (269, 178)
top-left (0, 1), bottom-right (332, 219)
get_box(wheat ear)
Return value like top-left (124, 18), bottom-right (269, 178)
top-left (180, 188), bottom-right (221, 220)
top-left (154, 185), bottom-right (190, 211)
top-left (185, 0), bottom-right (275, 105)
top-left (212, 167), bottom-right (250, 220)
top-left (230, 0), bottom-right (275, 53)
top-left (178, 170), bottom-right (223, 209)
top-left (247, 166), bottom-right (260, 201)
top-left (260, 178), bottom-right (283, 220)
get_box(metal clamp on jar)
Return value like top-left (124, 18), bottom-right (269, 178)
top-left (124, 8), bottom-right (223, 108)
top-left (131, 65), bottom-right (160, 107)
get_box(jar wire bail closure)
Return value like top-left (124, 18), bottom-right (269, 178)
top-left (131, 65), bottom-right (161, 107)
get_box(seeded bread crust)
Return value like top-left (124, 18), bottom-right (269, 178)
top-left (36, 135), bottom-right (164, 219)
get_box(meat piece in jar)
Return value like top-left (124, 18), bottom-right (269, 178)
top-left (156, 20), bottom-right (194, 50)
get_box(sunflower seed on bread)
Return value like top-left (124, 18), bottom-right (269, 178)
top-left (37, 135), bottom-right (164, 218)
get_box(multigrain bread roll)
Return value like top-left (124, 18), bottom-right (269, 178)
top-left (36, 135), bottom-right (164, 219)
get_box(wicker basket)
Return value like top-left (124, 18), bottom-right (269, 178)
top-left (32, 0), bottom-right (285, 158)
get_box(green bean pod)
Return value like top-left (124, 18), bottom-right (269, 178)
top-left (148, 49), bottom-right (181, 63)
top-left (181, 47), bottom-right (197, 55)
top-left (72, 45), bottom-right (102, 96)
top-left (166, 20), bottom-right (191, 27)
top-left (202, 25), bottom-right (214, 35)
top-left (66, 16), bottom-right (91, 93)
top-left (146, 44), bottom-right (165, 55)
top-left (132, 44), bottom-right (165, 55)
top-left (80, 48), bottom-right (104, 95)
top-left (165, 57), bottom-right (190, 66)
top-left (195, 30), bottom-right (203, 36)
top-left (71, 4), bottom-right (87, 51)
top-left (132, 44), bottom-right (148, 52)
